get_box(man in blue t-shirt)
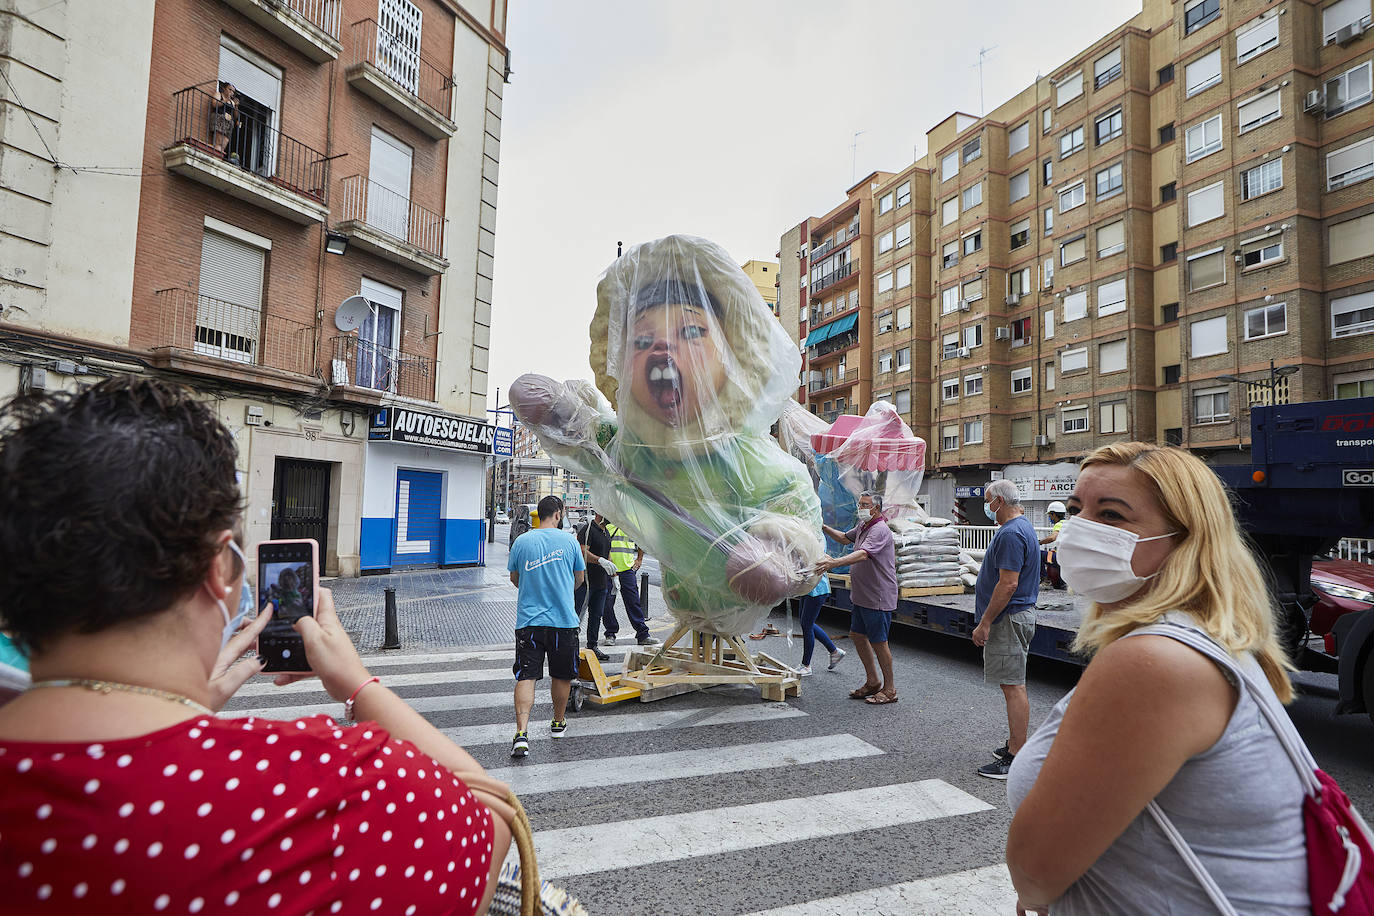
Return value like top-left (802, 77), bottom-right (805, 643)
top-left (971, 479), bottom-right (1040, 780)
top-left (506, 495), bottom-right (585, 758)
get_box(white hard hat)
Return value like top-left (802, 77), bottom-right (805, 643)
top-left (1047, 501), bottom-right (1067, 515)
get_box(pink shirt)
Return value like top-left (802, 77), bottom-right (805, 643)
top-left (846, 518), bottom-right (898, 611)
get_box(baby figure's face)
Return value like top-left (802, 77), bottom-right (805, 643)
top-left (627, 303), bottom-right (727, 428)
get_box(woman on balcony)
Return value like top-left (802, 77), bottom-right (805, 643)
top-left (210, 81), bottom-right (239, 163)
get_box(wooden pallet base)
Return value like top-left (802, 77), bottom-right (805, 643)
top-left (624, 626), bottom-right (800, 702)
top-left (898, 584), bottom-right (965, 598)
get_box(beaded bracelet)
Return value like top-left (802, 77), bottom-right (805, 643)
top-left (344, 676), bottom-right (380, 723)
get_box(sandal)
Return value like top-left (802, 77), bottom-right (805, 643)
top-left (849, 684), bottom-right (882, 699)
top-left (865, 691), bottom-right (899, 705)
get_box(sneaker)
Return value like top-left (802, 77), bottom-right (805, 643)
top-left (978, 755), bottom-right (1014, 779)
top-left (550, 720), bottom-right (567, 739)
top-left (794, 664), bottom-right (813, 677)
top-left (828, 648), bottom-right (847, 670)
top-left (637, 635), bottom-right (660, 646)
top-left (994, 743), bottom-right (1011, 760)
top-left (590, 648), bottom-right (610, 662)
top-left (602, 634), bottom-right (617, 646)
top-left (510, 732), bottom-right (529, 758)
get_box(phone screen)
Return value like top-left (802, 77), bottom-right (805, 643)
top-left (258, 540), bottom-right (316, 672)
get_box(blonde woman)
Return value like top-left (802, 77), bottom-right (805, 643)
top-left (1006, 443), bottom-right (1306, 914)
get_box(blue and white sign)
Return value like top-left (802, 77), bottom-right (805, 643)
top-left (955, 486), bottom-right (984, 499)
top-left (493, 427), bottom-right (514, 458)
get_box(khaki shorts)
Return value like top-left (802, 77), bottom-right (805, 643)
top-left (984, 610), bottom-right (1036, 686)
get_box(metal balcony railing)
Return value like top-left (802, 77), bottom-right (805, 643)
top-left (154, 288), bottom-right (315, 376)
top-left (277, 0), bottom-right (341, 39)
top-left (170, 85), bottom-right (329, 204)
top-left (350, 18), bottom-right (453, 119)
top-left (811, 262), bottom-right (854, 294)
top-left (339, 175), bottom-right (445, 258)
top-left (331, 335), bottom-right (434, 401)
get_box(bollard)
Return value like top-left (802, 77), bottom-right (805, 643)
top-left (640, 572), bottom-right (649, 618)
top-left (382, 586), bottom-right (400, 650)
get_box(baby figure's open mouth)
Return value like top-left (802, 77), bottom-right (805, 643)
top-left (646, 354), bottom-right (683, 415)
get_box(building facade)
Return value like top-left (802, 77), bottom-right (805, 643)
top-left (1, 0), bottom-right (512, 576)
top-left (782, 0), bottom-right (1374, 519)
top-left (739, 258), bottom-right (782, 320)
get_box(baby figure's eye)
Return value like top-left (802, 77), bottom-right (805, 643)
top-left (681, 325), bottom-right (708, 340)
top-left (633, 334), bottom-right (655, 351)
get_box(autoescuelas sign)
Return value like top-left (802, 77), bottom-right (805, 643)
top-left (369, 407), bottom-right (495, 454)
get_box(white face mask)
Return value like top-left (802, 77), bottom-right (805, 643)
top-left (1055, 515), bottom-right (1178, 604)
top-left (210, 540), bottom-right (250, 651)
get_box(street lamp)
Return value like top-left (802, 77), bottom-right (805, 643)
top-left (1217, 359), bottom-right (1300, 407)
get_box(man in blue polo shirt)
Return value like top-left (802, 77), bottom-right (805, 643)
top-left (507, 495), bottom-right (585, 758)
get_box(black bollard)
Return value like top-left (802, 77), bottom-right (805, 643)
top-left (382, 586), bottom-right (400, 650)
top-left (640, 572), bottom-right (649, 618)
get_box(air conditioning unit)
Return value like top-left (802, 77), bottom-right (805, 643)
top-left (956, 346), bottom-right (972, 358)
top-left (994, 327), bottom-right (1011, 341)
top-left (958, 299), bottom-right (971, 312)
top-left (1035, 435), bottom-right (1050, 446)
top-left (1304, 89), bottom-right (1326, 113)
top-left (1006, 292), bottom-right (1021, 306)
top-left (1335, 20), bottom-right (1366, 45)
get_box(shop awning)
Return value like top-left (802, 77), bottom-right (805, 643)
top-left (804, 311), bottom-right (859, 348)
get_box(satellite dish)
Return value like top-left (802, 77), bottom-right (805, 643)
top-left (334, 295), bottom-right (370, 332)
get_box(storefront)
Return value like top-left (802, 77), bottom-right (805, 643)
top-left (360, 406), bottom-right (494, 572)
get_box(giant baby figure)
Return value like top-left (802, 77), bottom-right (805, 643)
top-left (510, 235), bottom-right (825, 637)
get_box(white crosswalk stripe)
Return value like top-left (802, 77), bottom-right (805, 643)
top-left (440, 702), bottom-right (805, 748)
top-left (225, 689), bottom-right (550, 720)
top-left (738, 863), bottom-right (1017, 916)
top-left (235, 666), bottom-right (515, 696)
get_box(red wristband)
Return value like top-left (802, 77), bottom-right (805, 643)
top-left (343, 676), bottom-right (380, 723)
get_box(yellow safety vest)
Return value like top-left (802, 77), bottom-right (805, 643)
top-left (605, 524), bottom-right (638, 573)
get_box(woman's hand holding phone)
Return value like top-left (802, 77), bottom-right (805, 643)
top-left (279, 588), bottom-right (372, 701)
top-left (206, 604), bottom-right (274, 711)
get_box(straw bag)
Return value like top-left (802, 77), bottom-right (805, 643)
top-left (486, 790), bottom-right (589, 916)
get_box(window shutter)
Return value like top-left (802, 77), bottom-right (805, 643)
top-left (1330, 214), bottom-right (1374, 264)
top-left (217, 43), bottom-right (282, 111)
top-left (199, 231), bottom-right (265, 309)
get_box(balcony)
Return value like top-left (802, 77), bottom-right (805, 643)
top-left (219, 0), bottom-right (341, 62)
top-left (346, 19), bottom-right (456, 140)
top-left (330, 335), bottom-right (435, 402)
top-left (150, 288), bottom-right (317, 387)
top-left (335, 175), bottom-right (448, 275)
top-left (811, 262), bottom-right (854, 295)
top-left (162, 86), bottom-right (329, 225)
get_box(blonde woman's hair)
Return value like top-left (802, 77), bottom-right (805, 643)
top-left (1070, 442), bottom-right (1294, 703)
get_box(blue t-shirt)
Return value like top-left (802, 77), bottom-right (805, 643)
top-left (507, 528), bottom-right (585, 629)
top-left (974, 515), bottom-right (1040, 621)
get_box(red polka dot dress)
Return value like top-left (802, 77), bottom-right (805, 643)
top-left (0, 716), bottom-right (495, 914)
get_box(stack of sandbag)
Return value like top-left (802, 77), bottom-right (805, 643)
top-left (958, 550), bottom-right (981, 589)
top-left (893, 524), bottom-right (963, 589)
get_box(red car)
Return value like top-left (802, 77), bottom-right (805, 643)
top-left (1310, 558), bottom-right (1374, 655)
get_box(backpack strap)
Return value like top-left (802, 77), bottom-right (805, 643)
top-left (1144, 800), bottom-right (1241, 916)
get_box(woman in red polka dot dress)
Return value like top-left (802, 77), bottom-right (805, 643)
top-left (0, 377), bottom-right (514, 914)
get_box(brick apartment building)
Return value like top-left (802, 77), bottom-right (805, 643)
top-left (1, 0), bottom-right (512, 575)
top-left (780, 0), bottom-right (1374, 520)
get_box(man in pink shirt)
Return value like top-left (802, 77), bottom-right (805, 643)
top-left (817, 492), bottom-right (899, 704)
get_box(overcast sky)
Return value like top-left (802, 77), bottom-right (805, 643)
top-left (486, 0), bottom-right (1142, 412)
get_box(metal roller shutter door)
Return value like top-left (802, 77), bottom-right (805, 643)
top-left (394, 469), bottom-right (442, 566)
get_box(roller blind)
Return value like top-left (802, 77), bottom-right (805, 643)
top-left (1190, 315), bottom-right (1228, 356)
top-left (1324, 0), bottom-right (1371, 42)
top-left (1187, 182), bottom-right (1225, 226)
top-left (1188, 250), bottom-right (1226, 290)
top-left (1094, 48), bottom-right (1122, 83)
top-left (1330, 213), bottom-right (1374, 264)
top-left (1063, 290), bottom-right (1088, 322)
top-left (1237, 15), bottom-right (1279, 61)
top-left (1010, 170), bottom-right (1030, 201)
top-left (217, 42), bottom-right (281, 112)
top-left (1238, 91), bottom-right (1281, 131)
top-left (1186, 49), bottom-right (1222, 96)
top-left (1098, 278), bottom-right (1127, 316)
top-left (1099, 339), bottom-right (1127, 373)
top-left (1098, 220), bottom-right (1124, 256)
top-left (199, 230), bottom-right (265, 309)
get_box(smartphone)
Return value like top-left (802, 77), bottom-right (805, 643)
top-left (256, 538), bottom-right (319, 672)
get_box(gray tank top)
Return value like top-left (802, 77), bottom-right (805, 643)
top-left (1006, 613), bottom-right (1308, 914)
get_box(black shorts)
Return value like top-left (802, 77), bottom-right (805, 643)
top-left (513, 626), bottom-right (579, 682)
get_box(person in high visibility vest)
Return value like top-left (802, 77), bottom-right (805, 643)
top-left (601, 522), bottom-right (657, 646)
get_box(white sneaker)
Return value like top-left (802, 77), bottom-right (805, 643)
top-left (828, 648), bottom-right (846, 670)
top-left (795, 664), bottom-right (813, 677)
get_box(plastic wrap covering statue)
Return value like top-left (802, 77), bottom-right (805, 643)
top-left (776, 399), bottom-right (831, 491)
top-left (509, 235), bottom-right (825, 637)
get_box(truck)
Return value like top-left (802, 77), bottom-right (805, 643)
top-left (826, 395), bottom-right (1374, 725)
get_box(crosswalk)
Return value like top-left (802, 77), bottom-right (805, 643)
top-left (222, 645), bottom-right (1018, 914)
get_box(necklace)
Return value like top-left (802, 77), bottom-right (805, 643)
top-left (29, 679), bottom-right (214, 716)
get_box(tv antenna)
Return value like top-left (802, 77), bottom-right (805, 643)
top-left (851, 129), bottom-right (866, 183)
top-left (972, 45), bottom-right (998, 116)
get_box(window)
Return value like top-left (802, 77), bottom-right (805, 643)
top-left (963, 277), bottom-right (984, 302)
top-left (895, 221), bottom-right (911, 248)
top-left (942, 197), bottom-right (959, 225)
top-left (1332, 290), bottom-right (1374, 338)
top-left (1010, 170), bottom-right (1031, 202)
top-left (1009, 122), bottom-right (1030, 154)
top-left (1324, 0), bottom-right (1372, 44)
top-left (1242, 159), bottom-right (1282, 199)
top-left (878, 231), bottom-right (895, 254)
top-left (942, 331), bottom-right (960, 358)
top-left (942, 425), bottom-right (959, 451)
top-left (218, 37), bottom-right (284, 179)
top-left (1064, 290), bottom-right (1088, 322)
top-left (1161, 242), bottom-right (1178, 263)
top-left (1236, 15), bottom-right (1279, 64)
top-left (1330, 213), bottom-right (1374, 263)
top-left (1011, 316), bottom-right (1032, 342)
top-left (963, 136), bottom-right (982, 164)
top-left (1095, 108), bottom-right (1123, 145)
top-left (878, 309), bottom-right (894, 333)
top-left (1238, 90), bottom-right (1281, 133)
top-left (1097, 220), bottom-right (1125, 258)
top-left (1045, 363), bottom-right (1057, 390)
top-left (876, 270), bottom-right (894, 293)
top-left (1336, 371), bottom-right (1374, 398)
top-left (965, 373), bottom-right (984, 396)
top-left (963, 229), bottom-right (983, 256)
top-left (943, 240), bottom-right (959, 269)
top-left (195, 228), bottom-right (266, 365)
top-left (1043, 257), bottom-right (1055, 289)
top-left (895, 388), bottom-right (911, 414)
top-left (1011, 417), bottom-right (1034, 446)
top-left (1098, 278), bottom-right (1127, 316)
top-left (1187, 248), bottom-right (1226, 291)
top-left (964, 420), bottom-right (984, 444)
top-left (896, 264), bottom-right (912, 290)
top-left (941, 150), bottom-right (960, 182)
top-left (1094, 47), bottom-right (1122, 88)
top-left (1009, 268), bottom-right (1032, 297)
top-left (896, 347), bottom-right (911, 370)
top-left (1056, 71), bottom-right (1084, 106)
top-left (942, 378), bottom-right (959, 401)
top-left (1011, 218), bottom-right (1031, 249)
top-left (1062, 346), bottom-right (1089, 373)
top-left (1187, 181), bottom-right (1225, 226)
top-left (1044, 107), bottom-right (1053, 133)
top-left (1193, 387), bottom-right (1230, 424)
top-left (1327, 137), bottom-right (1374, 190)
top-left (878, 192), bottom-right (894, 215)
top-left (1061, 235), bottom-right (1087, 266)
top-left (896, 303), bottom-right (912, 328)
top-left (1060, 125), bottom-right (1085, 158)
top-left (1165, 427), bottom-right (1183, 446)
top-left (1184, 0), bottom-right (1221, 34)
top-left (1326, 62), bottom-right (1373, 118)
top-left (1185, 115), bottom-right (1224, 162)
top-left (1044, 207), bottom-right (1054, 235)
top-left (1042, 158), bottom-right (1054, 186)
top-left (1162, 302), bottom-right (1180, 323)
top-left (1160, 181), bottom-right (1178, 202)
top-left (1099, 339), bottom-right (1127, 373)
top-left (1185, 49), bottom-right (1222, 97)
top-left (964, 325), bottom-right (984, 349)
top-left (1059, 181), bottom-right (1086, 212)
top-left (962, 182), bottom-right (983, 210)
top-left (1159, 123), bottom-right (1176, 144)
top-left (1096, 162), bottom-right (1123, 199)
top-left (1190, 314), bottom-right (1228, 356)
top-left (942, 287), bottom-right (960, 314)
top-left (357, 276), bottom-right (404, 390)
top-left (1164, 364), bottom-right (1182, 384)
top-left (1100, 400), bottom-right (1128, 433)
top-left (1245, 301), bottom-right (1287, 339)
top-left (368, 126), bottom-right (416, 242)
top-left (878, 351), bottom-right (893, 373)
top-left (1012, 367), bottom-right (1033, 393)
top-left (1158, 63), bottom-right (1175, 85)
top-left (1062, 405), bottom-right (1090, 433)
top-left (1241, 234), bottom-right (1284, 269)
top-left (1044, 309), bottom-right (1055, 338)
top-left (896, 181), bottom-right (911, 207)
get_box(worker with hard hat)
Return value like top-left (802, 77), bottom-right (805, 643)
top-left (1038, 501), bottom-right (1068, 590)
